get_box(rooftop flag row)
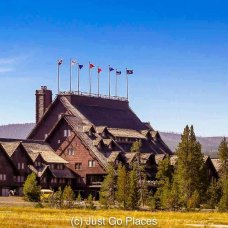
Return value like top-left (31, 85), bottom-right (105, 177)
top-left (57, 59), bottom-right (134, 99)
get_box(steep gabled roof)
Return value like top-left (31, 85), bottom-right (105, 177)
top-left (107, 151), bottom-right (121, 163)
top-left (0, 144), bottom-right (19, 173)
top-left (211, 158), bottom-right (222, 173)
top-left (140, 153), bottom-right (154, 165)
top-left (107, 128), bottom-right (146, 139)
top-left (53, 115), bottom-right (109, 169)
top-left (0, 141), bottom-right (20, 157)
top-left (22, 142), bottom-right (68, 164)
top-left (125, 152), bottom-right (138, 163)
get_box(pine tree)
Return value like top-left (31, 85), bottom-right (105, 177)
top-left (116, 164), bottom-right (129, 209)
top-left (131, 140), bottom-right (142, 152)
top-left (141, 172), bottom-right (149, 206)
top-left (53, 187), bottom-right (63, 208)
top-left (155, 156), bottom-right (173, 210)
top-left (206, 181), bottom-right (221, 209)
top-left (63, 185), bottom-right (74, 208)
top-left (173, 125), bottom-right (206, 208)
top-left (23, 173), bottom-right (41, 202)
top-left (127, 165), bottom-right (140, 210)
top-left (218, 138), bottom-right (228, 211)
top-left (99, 164), bottom-right (116, 208)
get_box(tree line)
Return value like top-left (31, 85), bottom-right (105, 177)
top-left (100, 125), bottom-right (228, 211)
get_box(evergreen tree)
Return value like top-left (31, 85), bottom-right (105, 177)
top-left (155, 156), bottom-right (173, 210)
top-left (53, 187), bottom-right (63, 208)
top-left (206, 181), bottom-right (221, 209)
top-left (131, 140), bottom-right (142, 152)
top-left (147, 191), bottom-right (156, 211)
top-left (63, 185), bottom-right (74, 208)
top-left (86, 194), bottom-right (95, 209)
top-left (77, 192), bottom-right (82, 202)
top-left (23, 173), bottom-right (41, 202)
top-left (169, 177), bottom-right (180, 211)
top-left (218, 138), bottom-right (228, 211)
top-left (116, 164), bottom-right (129, 209)
top-left (99, 164), bottom-right (116, 208)
top-left (173, 125), bottom-right (206, 208)
top-left (141, 172), bottom-right (149, 206)
top-left (127, 165), bottom-right (140, 210)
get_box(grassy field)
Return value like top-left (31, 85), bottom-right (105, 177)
top-left (0, 206), bottom-right (227, 228)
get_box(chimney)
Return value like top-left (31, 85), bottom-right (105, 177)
top-left (36, 86), bottom-right (52, 123)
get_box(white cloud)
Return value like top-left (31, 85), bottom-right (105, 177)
top-left (0, 55), bottom-right (30, 74)
top-left (0, 67), bottom-right (13, 73)
top-left (0, 58), bottom-right (16, 65)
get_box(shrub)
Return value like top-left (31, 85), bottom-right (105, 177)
top-left (23, 173), bottom-right (41, 202)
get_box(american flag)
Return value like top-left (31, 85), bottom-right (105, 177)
top-left (116, 70), bottom-right (121, 75)
top-left (71, 59), bottom-right (77, 66)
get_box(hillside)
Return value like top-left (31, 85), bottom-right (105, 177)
top-left (0, 123), bottom-right (220, 158)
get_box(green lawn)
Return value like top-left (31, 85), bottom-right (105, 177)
top-left (0, 206), bottom-right (227, 228)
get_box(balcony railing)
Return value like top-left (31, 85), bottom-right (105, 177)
top-left (58, 91), bottom-right (128, 102)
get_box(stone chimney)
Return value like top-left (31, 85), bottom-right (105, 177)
top-left (36, 86), bottom-right (52, 123)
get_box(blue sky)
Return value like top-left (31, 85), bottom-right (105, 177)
top-left (0, 0), bottom-right (228, 136)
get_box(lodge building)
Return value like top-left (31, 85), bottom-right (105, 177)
top-left (0, 86), bottom-right (219, 197)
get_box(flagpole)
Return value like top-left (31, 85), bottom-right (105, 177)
top-left (115, 70), bottom-right (117, 97)
top-left (77, 64), bottom-right (80, 94)
top-left (98, 67), bottom-right (100, 96)
top-left (57, 62), bottom-right (60, 94)
top-left (70, 58), bottom-right (72, 93)
top-left (108, 65), bottom-right (110, 98)
top-left (89, 62), bottom-right (91, 95)
top-left (126, 68), bottom-right (128, 100)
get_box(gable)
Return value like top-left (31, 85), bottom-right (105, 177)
top-left (0, 145), bottom-right (18, 174)
top-left (27, 97), bottom-right (67, 140)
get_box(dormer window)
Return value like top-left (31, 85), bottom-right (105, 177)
top-left (64, 129), bottom-right (71, 137)
top-left (35, 161), bottom-right (41, 167)
top-left (108, 143), bottom-right (112, 150)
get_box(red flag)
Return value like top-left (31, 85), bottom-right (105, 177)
top-left (90, 63), bottom-right (95, 69)
top-left (98, 67), bottom-right (102, 74)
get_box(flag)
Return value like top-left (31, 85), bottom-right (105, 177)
top-left (71, 59), bottom-right (77, 66)
top-left (57, 59), bottom-right (63, 65)
top-left (79, 64), bottom-right (83, 69)
top-left (90, 63), bottom-right (95, 69)
top-left (109, 67), bottom-right (114, 72)
top-left (126, 69), bottom-right (133, 74)
top-left (98, 67), bottom-right (102, 74)
top-left (116, 70), bottom-right (121, 75)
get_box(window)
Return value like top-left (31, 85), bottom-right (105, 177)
top-left (88, 160), bottom-right (95, 167)
top-left (67, 148), bottom-right (75, 156)
top-left (57, 164), bottom-right (63, 170)
top-left (51, 178), bottom-right (57, 183)
top-left (15, 176), bottom-right (24, 183)
top-left (42, 177), bottom-right (46, 183)
top-left (0, 174), bottom-right (6, 181)
top-left (17, 163), bottom-right (25, 170)
top-left (59, 178), bottom-right (65, 184)
top-left (75, 163), bottom-right (82, 170)
top-left (35, 161), bottom-right (41, 167)
top-left (64, 129), bottom-right (71, 137)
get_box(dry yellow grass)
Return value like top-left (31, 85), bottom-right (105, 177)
top-left (0, 207), bottom-right (227, 228)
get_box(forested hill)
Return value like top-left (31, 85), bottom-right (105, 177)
top-left (0, 123), bottom-right (35, 139)
top-left (0, 123), bottom-right (221, 158)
